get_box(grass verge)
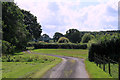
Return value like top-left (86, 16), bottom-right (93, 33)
top-left (2, 52), bottom-right (62, 78)
top-left (85, 59), bottom-right (112, 78)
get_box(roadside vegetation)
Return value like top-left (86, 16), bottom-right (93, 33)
top-left (2, 52), bottom-right (62, 78)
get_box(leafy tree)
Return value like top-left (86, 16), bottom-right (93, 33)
top-left (21, 10), bottom-right (42, 40)
top-left (41, 34), bottom-right (51, 42)
top-left (65, 29), bottom-right (82, 43)
top-left (53, 32), bottom-right (64, 42)
top-left (81, 33), bottom-right (95, 43)
top-left (57, 37), bottom-right (70, 43)
top-left (2, 2), bottom-right (29, 49)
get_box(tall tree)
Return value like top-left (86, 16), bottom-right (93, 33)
top-left (65, 29), bottom-right (82, 43)
top-left (2, 2), bottom-right (29, 49)
top-left (53, 32), bottom-right (64, 42)
top-left (21, 10), bottom-right (42, 40)
top-left (41, 34), bottom-right (50, 42)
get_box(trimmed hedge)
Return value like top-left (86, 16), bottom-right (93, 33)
top-left (34, 43), bottom-right (87, 49)
top-left (88, 33), bottom-right (120, 62)
top-left (32, 43), bottom-right (87, 49)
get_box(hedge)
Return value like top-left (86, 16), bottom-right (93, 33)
top-left (28, 42), bottom-right (87, 49)
top-left (88, 33), bottom-right (120, 62)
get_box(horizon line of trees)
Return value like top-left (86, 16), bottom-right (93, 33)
top-left (51, 29), bottom-right (120, 43)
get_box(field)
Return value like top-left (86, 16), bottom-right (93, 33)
top-left (31, 49), bottom-right (88, 59)
top-left (2, 52), bottom-right (62, 78)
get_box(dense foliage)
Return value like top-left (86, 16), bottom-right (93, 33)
top-left (81, 33), bottom-right (95, 43)
top-left (2, 40), bottom-right (16, 54)
top-left (21, 10), bottom-right (42, 40)
top-left (2, 2), bottom-right (42, 54)
top-left (40, 34), bottom-right (51, 42)
top-left (88, 33), bottom-right (120, 62)
top-left (65, 29), bottom-right (82, 43)
top-left (53, 32), bottom-right (64, 42)
top-left (57, 37), bottom-right (70, 43)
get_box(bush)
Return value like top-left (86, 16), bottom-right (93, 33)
top-left (81, 33), bottom-right (95, 43)
top-left (2, 40), bottom-right (16, 54)
top-left (57, 37), bottom-right (70, 43)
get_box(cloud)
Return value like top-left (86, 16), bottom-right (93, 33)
top-left (14, 0), bottom-right (118, 37)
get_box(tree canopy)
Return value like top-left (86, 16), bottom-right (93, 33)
top-left (2, 2), bottom-right (42, 51)
top-left (53, 32), bottom-right (64, 42)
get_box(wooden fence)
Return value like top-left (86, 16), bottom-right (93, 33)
top-left (94, 53), bottom-right (120, 79)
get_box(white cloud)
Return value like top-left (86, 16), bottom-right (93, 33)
top-left (15, 0), bottom-right (118, 37)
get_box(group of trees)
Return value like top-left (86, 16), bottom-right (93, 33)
top-left (52, 29), bottom-right (120, 44)
top-left (2, 2), bottom-right (42, 53)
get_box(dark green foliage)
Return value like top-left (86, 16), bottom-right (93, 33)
top-left (2, 2), bottom-right (42, 53)
top-left (33, 43), bottom-right (87, 49)
top-left (65, 29), bottom-right (82, 43)
top-left (40, 34), bottom-right (51, 42)
top-left (21, 10), bottom-right (42, 40)
top-left (88, 33), bottom-right (120, 62)
top-left (2, 2), bottom-right (29, 50)
top-left (53, 32), bottom-right (64, 42)
top-left (81, 33), bottom-right (95, 43)
top-left (57, 37), bottom-right (70, 43)
top-left (2, 40), bottom-right (16, 54)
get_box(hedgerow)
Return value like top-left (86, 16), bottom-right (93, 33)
top-left (88, 33), bottom-right (120, 62)
top-left (28, 42), bottom-right (87, 49)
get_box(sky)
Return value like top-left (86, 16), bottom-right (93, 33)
top-left (14, 0), bottom-right (119, 38)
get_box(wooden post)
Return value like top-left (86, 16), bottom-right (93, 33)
top-left (99, 55), bottom-right (102, 69)
top-left (118, 58), bottom-right (120, 80)
top-left (108, 57), bottom-right (111, 75)
top-left (103, 55), bottom-right (105, 71)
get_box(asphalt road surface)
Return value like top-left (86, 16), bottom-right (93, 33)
top-left (34, 53), bottom-right (90, 78)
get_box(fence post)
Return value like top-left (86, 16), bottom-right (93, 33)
top-left (103, 55), bottom-right (105, 71)
top-left (96, 54), bottom-right (98, 66)
top-left (108, 57), bottom-right (111, 76)
top-left (118, 58), bottom-right (120, 80)
top-left (99, 55), bottom-right (101, 69)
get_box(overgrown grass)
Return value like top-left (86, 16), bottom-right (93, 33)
top-left (2, 52), bottom-right (62, 78)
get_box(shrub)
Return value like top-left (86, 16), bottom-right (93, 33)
top-left (81, 33), bottom-right (95, 43)
top-left (88, 33), bottom-right (120, 62)
top-left (2, 40), bottom-right (16, 54)
top-left (57, 37), bottom-right (70, 43)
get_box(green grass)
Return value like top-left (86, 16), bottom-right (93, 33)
top-left (96, 63), bottom-right (118, 78)
top-left (32, 49), bottom-right (88, 59)
top-left (85, 59), bottom-right (112, 78)
top-left (32, 49), bottom-right (113, 78)
top-left (2, 52), bottom-right (62, 78)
